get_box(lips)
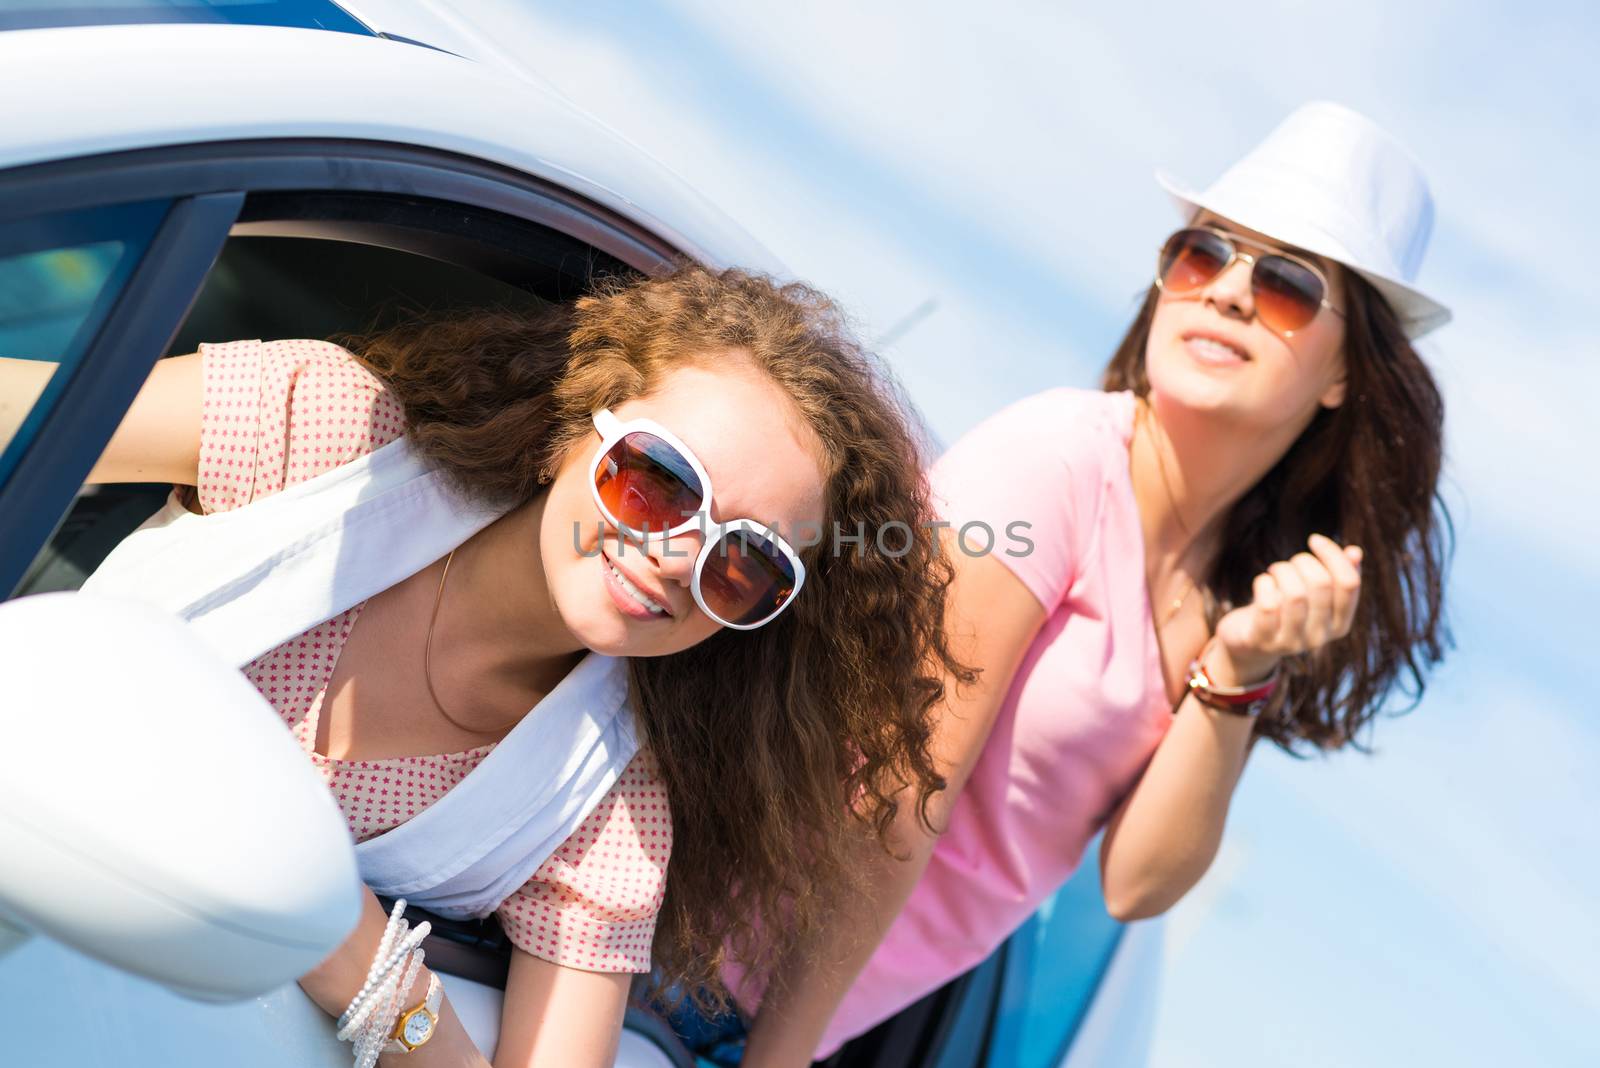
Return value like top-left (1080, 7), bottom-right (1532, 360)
top-left (1182, 330), bottom-right (1252, 365)
top-left (600, 547), bottom-right (673, 618)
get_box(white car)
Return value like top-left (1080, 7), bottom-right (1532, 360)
top-left (0, 4), bottom-right (1158, 1066)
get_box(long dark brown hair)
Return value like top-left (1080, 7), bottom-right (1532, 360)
top-left (348, 265), bottom-right (972, 1000)
top-left (1103, 274), bottom-right (1453, 752)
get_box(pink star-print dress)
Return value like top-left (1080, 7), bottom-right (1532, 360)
top-left (188, 337), bottom-right (671, 973)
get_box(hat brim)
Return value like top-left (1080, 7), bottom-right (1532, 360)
top-left (1155, 170), bottom-right (1451, 340)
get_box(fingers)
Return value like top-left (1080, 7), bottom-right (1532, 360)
top-left (1215, 535), bottom-right (1365, 669)
top-left (1244, 535), bottom-right (1363, 655)
top-left (1249, 570), bottom-right (1281, 648)
top-left (1267, 559), bottom-right (1308, 643)
top-left (1288, 550), bottom-right (1332, 646)
top-left (1308, 533), bottom-right (1362, 638)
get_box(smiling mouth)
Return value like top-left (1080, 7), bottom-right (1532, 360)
top-left (600, 547), bottom-right (671, 617)
top-left (1183, 332), bottom-right (1251, 363)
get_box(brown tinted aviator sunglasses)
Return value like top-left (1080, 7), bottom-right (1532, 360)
top-left (1156, 227), bottom-right (1346, 338)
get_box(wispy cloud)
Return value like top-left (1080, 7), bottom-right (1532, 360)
top-left (478, 0), bottom-right (1600, 587)
top-left (453, 3), bottom-right (1600, 1061)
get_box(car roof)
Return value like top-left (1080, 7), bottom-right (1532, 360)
top-left (0, 22), bottom-right (781, 275)
top-left (0, 0), bottom-right (375, 37)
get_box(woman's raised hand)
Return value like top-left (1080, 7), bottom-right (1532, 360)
top-left (1209, 533), bottom-right (1363, 685)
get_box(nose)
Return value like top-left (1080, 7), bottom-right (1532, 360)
top-left (636, 525), bottom-right (704, 589)
top-left (1204, 254), bottom-right (1256, 322)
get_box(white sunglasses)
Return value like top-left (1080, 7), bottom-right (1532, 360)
top-left (588, 409), bottom-right (808, 631)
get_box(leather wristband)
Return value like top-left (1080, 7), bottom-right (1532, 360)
top-left (1185, 650), bottom-right (1280, 717)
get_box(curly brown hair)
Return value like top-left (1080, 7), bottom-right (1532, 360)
top-left (348, 265), bottom-right (973, 1001)
top-left (1103, 273), bottom-right (1453, 752)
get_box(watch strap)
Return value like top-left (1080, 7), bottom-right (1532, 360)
top-left (1185, 655), bottom-right (1279, 717)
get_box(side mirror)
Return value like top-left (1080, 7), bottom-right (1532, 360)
top-left (0, 592), bottom-right (361, 1001)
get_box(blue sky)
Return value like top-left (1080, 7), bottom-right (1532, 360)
top-left (461, 2), bottom-right (1599, 1062)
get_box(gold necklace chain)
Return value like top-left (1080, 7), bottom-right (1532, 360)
top-left (424, 547), bottom-right (521, 735)
top-left (1138, 397), bottom-right (1201, 631)
top-left (1158, 571), bottom-right (1196, 628)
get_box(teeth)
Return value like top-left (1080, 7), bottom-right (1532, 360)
top-left (1189, 336), bottom-right (1246, 361)
top-left (607, 560), bottom-right (667, 615)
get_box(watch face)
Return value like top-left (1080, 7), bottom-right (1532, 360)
top-left (402, 1009), bottom-right (436, 1048)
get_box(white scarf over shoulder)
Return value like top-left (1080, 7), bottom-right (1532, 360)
top-left (81, 437), bottom-right (639, 919)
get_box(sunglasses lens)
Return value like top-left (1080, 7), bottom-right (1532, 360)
top-left (594, 431), bottom-right (704, 534)
top-left (1253, 255), bottom-right (1326, 333)
top-left (698, 528), bottom-right (797, 627)
top-left (1159, 229), bottom-right (1231, 293)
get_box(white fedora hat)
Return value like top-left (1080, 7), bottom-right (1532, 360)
top-left (1156, 101), bottom-right (1451, 339)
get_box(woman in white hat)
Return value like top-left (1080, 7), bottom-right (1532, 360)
top-left (733, 101), bottom-right (1455, 1065)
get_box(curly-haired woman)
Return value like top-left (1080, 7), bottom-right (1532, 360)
top-left (738, 101), bottom-right (1455, 1065)
top-left (64, 266), bottom-right (966, 1066)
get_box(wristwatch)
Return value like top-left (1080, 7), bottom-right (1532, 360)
top-left (385, 972), bottom-right (444, 1054)
top-left (1185, 654), bottom-right (1280, 717)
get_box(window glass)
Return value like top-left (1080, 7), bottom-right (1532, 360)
top-left (0, 200), bottom-right (169, 485)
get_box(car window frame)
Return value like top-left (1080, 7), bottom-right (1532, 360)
top-left (0, 192), bottom-right (240, 595)
top-left (0, 196), bottom-right (176, 480)
top-left (0, 139), bottom-right (684, 596)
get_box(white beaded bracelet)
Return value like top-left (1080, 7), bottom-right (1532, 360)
top-left (336, 898), bottom-right (432, 1068)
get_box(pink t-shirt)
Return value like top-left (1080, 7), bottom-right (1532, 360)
top-left (815, 387), bottom-right (1174, 1055)
top-left (192, 338), bottom-right (671, 974)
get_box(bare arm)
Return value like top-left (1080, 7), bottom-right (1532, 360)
top-left (0, 356), bottom-right (57, 453)
top-left (1096, 666), bottom-right (1257, 921)
top-left (85, 351), bottom-right (204, 485)
top-left (298, 889), bottom-right (492, 1068)
top-left (741, 539), bottom-right (1049, 1067)
top-left (298, 889), bottom-right (632, 1068)
top-left (1099, 534), bottom-right (1365, 920)
top-left (493, 950), bottom-right (631, 1068)
top-left (2, 352), bottom-right (202, 484)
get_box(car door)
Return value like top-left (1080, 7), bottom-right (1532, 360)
top-left (818, 843), bottom-right (1153, 1068)
top-left (0, 138), bottom-right (691, 1068)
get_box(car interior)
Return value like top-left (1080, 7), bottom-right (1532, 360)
top-left (16, 222), bottom-right (579, 598)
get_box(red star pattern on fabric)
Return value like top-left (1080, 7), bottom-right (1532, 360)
top-left (196, 339), bottom-right (671, 974)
